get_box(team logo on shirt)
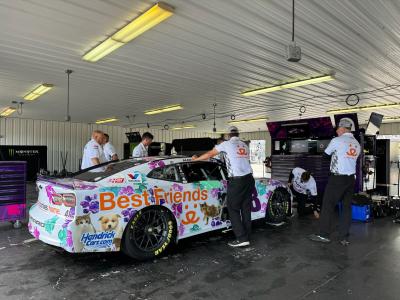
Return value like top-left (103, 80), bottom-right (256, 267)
top-left (236, 145), bottom-right (248, 156)
top-left (346, 144), bottom-right (358, 157)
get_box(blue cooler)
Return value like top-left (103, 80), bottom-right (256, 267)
top-left (351, 204), bottom-right (372, 222)
top-left (337, 202), bottom-right (372, 222)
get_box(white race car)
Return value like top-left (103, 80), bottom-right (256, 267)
top-left (29, 157), bottom-right (290, 260)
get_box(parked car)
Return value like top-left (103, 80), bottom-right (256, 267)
top-left (28, 156), bottom-right (291, 260)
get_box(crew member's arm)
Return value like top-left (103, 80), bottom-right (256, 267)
top-left (89, 144), bottom-right (101, 166)
top-left (91, 157), bottom-right (100, 165)
top-left (109, 144), bottom-right (118, 160)
top-left (132, 144), bottom-right (142, 158)
top-left (192, 148), bottom-right (219, 161)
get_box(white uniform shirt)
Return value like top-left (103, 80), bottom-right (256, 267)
top-left (325, 132), bottom-right (361, 175)
top-left (103, 142), bottom-right (117, 161)
top-left (132, 142), bottom-right (148, 158)
top-left (81, 139), bottom-right (106, 171)
top-left (215, 137), bottom-right (253, 177)
top-left (291, 167), bottom-right (317, 196)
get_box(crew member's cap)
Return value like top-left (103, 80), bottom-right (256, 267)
top-left (228, 126), bottom-right (239, 133)
top-left (338, 118), bottom-right (353, 129)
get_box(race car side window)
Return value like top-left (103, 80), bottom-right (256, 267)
top-left (180, 162), bottom-right (225, 183)
top-left (147, 165), bottom-right (181, 182)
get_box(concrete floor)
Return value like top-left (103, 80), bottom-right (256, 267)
top-left (1, 185), bottom-right (400, 300)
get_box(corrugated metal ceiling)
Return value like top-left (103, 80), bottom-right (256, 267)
top-left (1, 0), bottom-right (400, 132)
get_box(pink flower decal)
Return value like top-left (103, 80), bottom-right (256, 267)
top-left (45, 185), bottom-right (56, 204)
top-left (66, 230), bottom-right (73, 248)
top-left (260, 202), bottom-right (267, 214)
top-left (178, 222), bottom-right (185, 237)
top-left (172, 183), bottom-right (183, 192)
top-left (172, 203), bottom-right (183, 218)
top-left (149, 160), bottom-right (166, 170)
top-left (28, 222), bottom-right (32, 233)
top-left (33, 227), bottom-right (40, 239)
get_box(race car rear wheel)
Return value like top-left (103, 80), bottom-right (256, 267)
top-left (122, 207), bottom-right (176, 260)
top-left (266, 187), bottom-right (291, 224)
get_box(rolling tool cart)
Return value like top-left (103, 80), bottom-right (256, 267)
top-left (0, 161), bottom-right (27, 228)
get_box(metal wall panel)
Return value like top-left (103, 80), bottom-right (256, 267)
top-left (0, 117), bottom-right (226, 172)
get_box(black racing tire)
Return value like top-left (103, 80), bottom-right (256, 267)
top-left (122, 207), bottom-right (176, 261)
top-left (266, 187), bottom-right (291, 224)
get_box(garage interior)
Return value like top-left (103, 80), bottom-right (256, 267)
top-left (1, 0), bottom-right (400, 299)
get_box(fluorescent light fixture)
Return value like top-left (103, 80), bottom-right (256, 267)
top-left (82, 38), bottom-right (124, 62)
top-left (228, 117), bottom-right (268, 124)
top-left (327, 103), bottom-right (400, 114)
top-left (95, 118), bottom-right (119, 124)
top-left (242, 74), bottom-right (334, 96)
top-left (144, 104), bottom-right (183, 115)
top-left (281, 122), bottom-right (308, 127)
top-left (384, 116), bottom-right (400, 120)
top-left (83, 2), bottom-right (174, 62)
top-left (172, 124), bottom-right (196, 130)
top-left (0, 107), bottom-right (16, 117)
top-left (24, 84), bottom-right (53, 101)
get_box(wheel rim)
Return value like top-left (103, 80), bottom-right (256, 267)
top-left (129, 209), bottom-right (169, 252)
top-left (270, 189), bottom-right (289, 217)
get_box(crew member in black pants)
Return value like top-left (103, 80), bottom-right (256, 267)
top-left (309, 119), bottom-right (360, 245)
top-left (288, 167), bottom-right (320, 218)
top-left (192, 126), bottom-right (254, 247)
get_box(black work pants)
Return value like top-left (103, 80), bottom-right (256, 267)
top-left (227, 174), bottom-right (255, 242)
top-left (319, 174), bottom-right (355, 238)
top-left (290, 186), bottom-right (320, 216)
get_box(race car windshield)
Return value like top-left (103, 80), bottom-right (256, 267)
top-left (73, 159), bottom-right (147, 182)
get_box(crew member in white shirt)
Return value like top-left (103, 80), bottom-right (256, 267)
top-left (132, 132), bottom-right (153, 158)
top-left (103, 133), bottom-right (118, 161)
top-left (288, 167), bottom-right (320, 218)
top-left (81, 130), bottom-right (107, 171)
top-left (309, 119), bottom-right (361, 245)
top-left (192, 126), bottom-right (254, 248)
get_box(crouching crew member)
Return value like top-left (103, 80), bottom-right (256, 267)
top-left (309, 119), bottom-right (360, 245)
top-left (288, 167), bottom-right (320, 219)
top-left (192, 126), bottom-right (254, 248)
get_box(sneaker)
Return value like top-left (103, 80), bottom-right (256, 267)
top-left (228, 240), bottom-right (250, 247)
top-left (308, 234), bottom-right (331, 243)
top-left (339, 239), bottom-right (350, 246)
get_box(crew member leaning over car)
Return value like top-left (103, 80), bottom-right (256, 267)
top-left (132, 132), bottom-right (154, 158)
top-left (81, 130), bottom-right (107, 172)
top-left (309, 118), bottom-right (360, 246)
top-left (192, 126), bottom-right (254, 248)
top-left (288, 167), bottom-right (320, 219)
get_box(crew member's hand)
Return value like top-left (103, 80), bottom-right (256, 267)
top-left (191, 155), bottom-right (198, 160)
top-left (313, 211), bottom-right (320, 219)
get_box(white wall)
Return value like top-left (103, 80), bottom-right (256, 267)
top-left (0, 117), bottom-right (220, 172)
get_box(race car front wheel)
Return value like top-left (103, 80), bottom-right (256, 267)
top-left (265, 187), bottom-right (291, 224)
top-left (122, 207), bottom-right (176, 260)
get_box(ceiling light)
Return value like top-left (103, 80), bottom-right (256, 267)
top-left (144, 104), bottom-right (183, 115)
top-left (384, 116), bottom-right (400, 121)
top-left (327, 103), bottom-right (400, 114)
top-left (172, 124), bottom-right (196, 130)
top-left (82, 38), bottom-right (124, 62)
top-left (95, 118), bottom-right (119, 124)
top-left (82, 2), bottom-right (174, 62)
top-left (241, 74), bottom-right (334, 96)
top-left (24, 84), bottom-right (53, 101)
top-left (228, 117), bottom-right (268, 124)
top-left (0, 107), bottom-right (16, 117)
